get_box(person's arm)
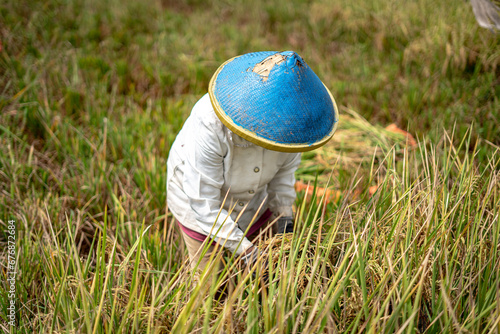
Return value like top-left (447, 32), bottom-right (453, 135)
top-left (182, 112), bottom-right (252, 255)
top-left (267, 153), bottom-right (301, 232)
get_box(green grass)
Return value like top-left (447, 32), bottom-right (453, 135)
top-left (1, 0), bottom-right (499, 332)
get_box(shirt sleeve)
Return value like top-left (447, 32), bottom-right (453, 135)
top-left (182, 111), bottom-right (253, 255)
top-left (267, 153), bottom-right (302, 217)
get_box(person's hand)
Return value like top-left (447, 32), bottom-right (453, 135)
top-left (241, 246), bottom-right (260, 267)
top-left (241, 246), bottom-right (269, 284)
top-left (276, 216), bottom-right (294, 234)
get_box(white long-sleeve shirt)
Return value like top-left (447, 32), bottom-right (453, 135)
top-left (167, 94), bottom-right (301, 255)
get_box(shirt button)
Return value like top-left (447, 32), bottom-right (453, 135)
top-left (239, 201), bottom-right (244, 206)
top-left (254, 167), bottom-right (260, 173)
top-left (248, 190), bottom-right (255, 194)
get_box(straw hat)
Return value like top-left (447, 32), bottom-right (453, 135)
top-left (208, 51), bottom-right (339, 152)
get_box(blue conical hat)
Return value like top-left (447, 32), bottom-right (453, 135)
top-left (208, 51), bottom-right (339, 152)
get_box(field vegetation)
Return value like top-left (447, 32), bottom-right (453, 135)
top-left (1, 0), bottom-right (499, 332)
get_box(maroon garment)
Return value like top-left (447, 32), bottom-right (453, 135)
top-left (177, 209), bottom-right (272, 244)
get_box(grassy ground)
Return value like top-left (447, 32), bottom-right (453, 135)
top-left (1, 0), bottom-right (499, 332)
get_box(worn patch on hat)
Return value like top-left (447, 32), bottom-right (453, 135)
top-left (252, 54), bottom-right (286, 82)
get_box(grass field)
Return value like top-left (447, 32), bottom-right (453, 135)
top-left (1, 0), bottom-right (499, 332)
